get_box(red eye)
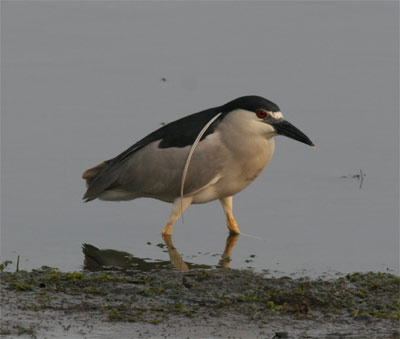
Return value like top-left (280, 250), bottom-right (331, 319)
top-left (256, 110), bottom-right (267, 119)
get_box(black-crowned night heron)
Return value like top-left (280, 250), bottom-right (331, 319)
top-left (82, 96), bottom-right (314, 236)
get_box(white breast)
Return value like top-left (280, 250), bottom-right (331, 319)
top-left (191, 109), bottom-right (276, 203)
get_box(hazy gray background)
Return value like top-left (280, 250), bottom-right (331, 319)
top-left (1, 1), bottom-right (398, 275)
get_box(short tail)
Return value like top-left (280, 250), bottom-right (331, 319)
top-left (82, 162), bottom-right (106, 187)
top-left (82, 161), bottom-right (110, 202)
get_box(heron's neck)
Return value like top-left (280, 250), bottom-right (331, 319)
top-left (219, 115), bottom-right (276, 169)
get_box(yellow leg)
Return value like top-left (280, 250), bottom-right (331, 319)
top-left (162, 197), bottom-right (193, 236)
top-left (219, 196), bottom-right (240, 235)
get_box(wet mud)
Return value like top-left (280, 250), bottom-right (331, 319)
top-left (1, 263), bottom-right (399, 338)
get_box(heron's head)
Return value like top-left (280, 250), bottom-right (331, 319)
top-left (222, 96), bottom-right (314, 147)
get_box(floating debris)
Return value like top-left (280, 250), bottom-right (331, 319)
top-left (340, 169), bottom-right (366, 189)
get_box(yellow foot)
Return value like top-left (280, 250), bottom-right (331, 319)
top-left (162, 223), bottom-right (173, 236)
top-left (161, 233), bottom-right (173, 248)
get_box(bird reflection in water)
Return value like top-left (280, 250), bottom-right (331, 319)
top-left (82, 234), bottom-right (239, 272)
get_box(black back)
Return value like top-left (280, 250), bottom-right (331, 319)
top-left (109, 105), bottom-right (224, 166)
top-left (111, 95), bottom-right (280, 165)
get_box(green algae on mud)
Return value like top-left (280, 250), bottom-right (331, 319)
top-left (1, 267), bottom-right (399, 337)
top-left (1, 267), bottom-right (399, 319)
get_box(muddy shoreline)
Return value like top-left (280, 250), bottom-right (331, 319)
top-left (1, 267), bottom-right (399, 338)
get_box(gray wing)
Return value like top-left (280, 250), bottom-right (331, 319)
top-left (82, 107), bottom-right (226, 202)
top-left (110, 132), bottom-right (227, 202)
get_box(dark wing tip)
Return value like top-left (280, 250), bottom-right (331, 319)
top-left (82, 193), bottom-right (95, 203)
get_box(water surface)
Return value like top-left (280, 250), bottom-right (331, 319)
top-left (1, 2), bottom-right (398, 276)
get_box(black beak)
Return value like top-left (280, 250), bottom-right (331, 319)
top-left (273, 120), bottom-right (315, 147)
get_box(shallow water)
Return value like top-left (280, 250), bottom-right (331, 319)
top-left (1, 2), bottom-right (398, 276)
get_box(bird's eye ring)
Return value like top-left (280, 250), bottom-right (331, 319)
top-left (256, 110), bottom-right (267, 119)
